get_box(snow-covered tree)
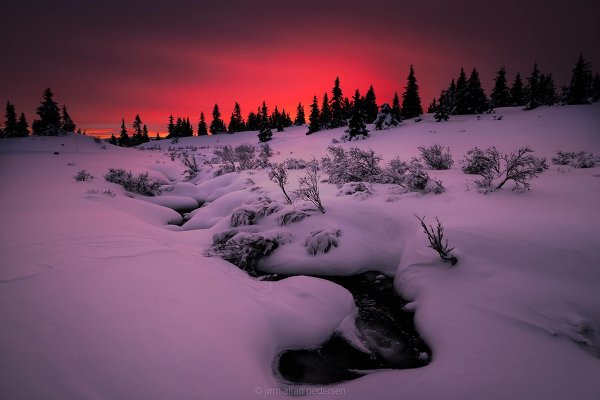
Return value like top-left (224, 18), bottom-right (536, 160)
top-left (345, 90), bottom-right (369, 139)
top-left (373, 103), bottom-right (400, 130)
top-left (257, 121), bottom-right (272, 142)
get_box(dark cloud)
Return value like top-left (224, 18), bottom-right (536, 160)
top-left (1, 0), bottom-right (598, 134)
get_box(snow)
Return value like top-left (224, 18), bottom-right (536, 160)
top-left (1, 104), bottom-right (600, 399)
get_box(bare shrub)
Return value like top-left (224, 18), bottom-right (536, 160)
top-left (256, 143), bottom-right (273, 168)
top-left (294, 161), bottom-right (325, 213)
top-left (284, 158), bottom-right (307, 170)
top-left (74, 169), bottom-right (93, 181)
top-left (268, 163), bottom-right (292, 204)
top-left (551, 150), bottom-right (599, 168)
top-left (104, 168), bottom-right (161, 196)
top-left (234, 144), bottom-right (256, 170)
top-left (181, 152), bottom-right (200, 180)
top-left (418, 144), bottom-right (454, 170)
top-left (416, 215), bottom-right (457, 265)
top-left (213, 145), bottom-right (236, 170)
top-left (494, 147), bottom-right (548, 191)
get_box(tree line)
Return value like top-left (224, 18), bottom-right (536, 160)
top-left (2, 55), bottom-right (599, 142)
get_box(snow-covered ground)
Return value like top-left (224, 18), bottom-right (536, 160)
top-left (1, 104), bottom-right (600, 399)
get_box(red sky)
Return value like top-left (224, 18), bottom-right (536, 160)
top-left (1, 0), bottom-right (599, 137)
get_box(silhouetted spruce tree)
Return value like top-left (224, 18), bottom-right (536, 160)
top-left (362, 85), bottom-right (378, 123)
top-left (246, 111), bottom-right (259, 131)
top-left (539, 74), bottom-right (556, 106)
top-left (3, 102), bottom-right (18, 137)
top-left (319, 93), bottom-right (332, 129)
top-left (592, 73), bottom-right (600, 102)
top-left (346, 89), bottom-right (369, 139)
top-left (228, 102), bottom-right (244, 133)
top-left (294, 102), bottom-right (306, 125)
top-left (525, 62), bottom-right (541, 110)
top-left (155, 132), bottom-right (161, 141)
top-left (32, 88), bottom-right (62, 135)
top-left (391, 92), bottom-right (401, 121)
top-left (131, 114), bottom-right (143, 145)
top-left (197, 112), bottom-right (208, 136)
top-left (567, 54), bottom-right (593, 104)
top-left (435, 92), bottom-right (450, 122)
top-left (108, 134), bottom-right (118, 146)
top-left (341, 97), bottom-right (351, 122)
top-left (330, 77), bottom-right (346, 128)
top-left (260, 101), bottom-right (269, 128)
top-left (16, 112), bottom-right (29, 137)
top-left (167, 115), bottom-right (175, 138)
top-left (454, 68), bottom-right (469, 114)
top-left (210, 104), bottom-right (226, 134)
top-left (257, 119), bottom-right (272, 142)
top-left (401, 65), bottom-right (423, 118)
top-left (427, 98), bottom-right (437, 113)
top-left (446, 79), bottom-right (457, 114)
top-left (118, 118), bottom-right (130, 147)
top-left (490, 67), bottom-right (512, 108)
top-left (307, 95), bottom-right (320, 135)
top-left (61, 105), bottom-right (76, 132)
top-left (142, 125), bottom-right (150, 142)
top-left (511, 73), bottom-right (525, 106)
top-left (465, 68), bottom-right (488, 114)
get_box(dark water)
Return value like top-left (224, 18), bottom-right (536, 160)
top-left (268, 272), bottom-right (431, 385)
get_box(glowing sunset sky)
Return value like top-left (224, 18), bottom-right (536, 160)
top-left (1, 0), bottom-right (599, 136)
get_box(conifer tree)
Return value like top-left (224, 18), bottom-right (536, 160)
top-left (118, 118), bottom-right (130, 147)
top-left (434, 92), bottom-right (450, 122)
top-left (61, 105), bottom-right (76, 132)
top-left (32, 88), bottom-right (62, 135)
top-left (197, 112), bottom-right (208, 136)
top-left (525, 62), bottom-right (541, 110)
top-left (257, 119), bottom-right (272, 142)
top-left (228, 102), bottom-right (245, 133)
top-left (16, 112), bottom-right (29, 137)
top-left (511, 73), bottom-right (525, 106)
top-left (131, 114), bottom-right (143, 145)
top-left (330, 77), bottom-right (346, 128)
top-left (490, 67), bottom-right (512, 108)
top-left (446, 79), bottom-right (457, 114)
top-left (346, 89), bottom-right (369, 139)
top-left (167, 115), bottom-right (175, 138)
top-left (427, 98), bottom-right (437, 114)
top-left (454, 68), bottom-right (469, 114)
top-left (210, 104), bottom-right (226, 134)
top-left (294, 102), bottom-right (306, 125)
top-left (362, 85), bottom-right (378, 123)
top-left (108, 134), bottom-right (118, 146)
top-left (142, 124), bottom-right (150, 142)
top-left (567, 54), bottom-right (593, 104)
top-left (307, 95), bottom-right (320, 135)
top-left (319, 93), bottom-right (332, 129)
top-left (341, 96), bottom-right (352, 122)
top-left (401, 65), bottom-right (423, 119)
top-left (155, 132), bottom-right (161, 141)
top-left (465, 67), bottom-right (488, 114)
top-left (3, 102), bottom-right (18, 137)
top-left (391, 92), bottom-right (401, 121)
top-left (539, 73), bottom-right (556, 106)
top-left (246, 111), bottom-right (259, 131)
top-left (260, 101), bottom-right (269, 128)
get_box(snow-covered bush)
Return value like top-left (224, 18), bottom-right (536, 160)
top-left (256, 143), bottom-right (273, 168)
top-left (304, 228), bottom-right (341, 255)
top-left (418, 144), bottom-right (454, 170)
top-left (230, 197), bottom-right (279, 227)
top-left (74, 169), bottom-right (93, 181)
top-left (207, 230), bottom-right (291, 274)
top-left (463, 146), bottom-right (547, 191)
top-left (104, 168), bottom-right (161, 196)
top-left (416, 216), bottom-right (457, 265)
top-left (337, 182), bottom-right (373, 197)
top-left (294, 161), bottom-right (325, 213)
top-left (321, 146), bottom-right (382, 184)
top-left (234, 144), bottom-right (256, 170)
top-left (213, 145), bottom-right (236, 170)
top-left (551, 150), bottom-right (599, 168)
top-left (181, 152), bottom-right (200, 180)
top-left (373, 103), bottom-right (401, 130)
top-left (268, 163), bottom-right (292, 204)
top-left (283, 158), bottom-right (307, 170)
top-left (276, 208), bottom-right (311, 226)
top-left (380, 158), bottom-right (445, 194)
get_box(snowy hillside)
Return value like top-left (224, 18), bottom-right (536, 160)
top-left (1, 104), bottom-right (600, 400)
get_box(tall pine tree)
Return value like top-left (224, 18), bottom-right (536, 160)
top-left (567, 54), bottom-right (593, 104)
top-left (209, 104), bottom-right (226, 134)
top-left (61, 105), bottom-right (76, 132)
top-left (346, 89), bottom-right (369, 139)
top-left (32, 88), bottom-right (62, 135)
top-left (401, 65), bottom-right (423, 119)
top-left (319, 93), bottom-right (332, 129)
top-left (511, 73), bottom-right (525, 106)
top-left (391, 92), bottom-right (401, 121)
top-left (306, 95), bottom-right (320, 135)
top-left (490, 67), bottom-right (512, 108)
top-left (592, 73), bottom-right (600, 103)
top-left (294, 102), bottom-right (306, 126)
top-left (363, 85), bottom-right (378, 123)
top-left (118, 118), bottom-right (130, 147)
top-left (525, 62), bottom-right (541, 110)
top-left (197, 112), bottom-right (208, 136)
top-left (330, 77), bottom-right (346, 128)
top-left (228, 102), bottom-right (245, 133)
top-left (3, 102), bottom-right (18, 137)
top-left (465, 68), bottom-right (488, 114)
top-left (454, 68), bottom-right (469, 114)
top-left (16, 112), bottom-right (29, 137)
